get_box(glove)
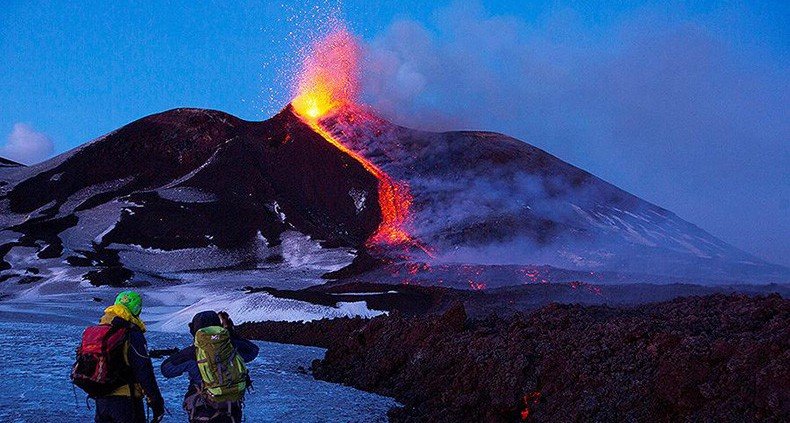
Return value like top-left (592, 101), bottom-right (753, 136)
top-left (150, 399), bottom-right (165, 423)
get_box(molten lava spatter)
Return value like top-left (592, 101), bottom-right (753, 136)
top-left (291, 28), bottom-right (358, 119)
top-left (290, 26), bottom-right (417, 248)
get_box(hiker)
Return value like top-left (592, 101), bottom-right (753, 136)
top-left (71, 291), bottom-right (166, 423)
top-left (161, 311), bottom-right (259, 422)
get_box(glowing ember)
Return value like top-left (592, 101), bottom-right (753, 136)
top-left (290, 25), bottom-right (417, 248)
top-left (468, 280), bottom-right (487, 290)
top-left (522, 267), bottom-right (549, 284)
top-left (520, 391), bottom-right (542, 420)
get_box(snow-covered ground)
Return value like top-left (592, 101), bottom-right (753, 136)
top-left (0, 230), bottom-right (386, 329)
top-left (0, 316), bottom-right (397, 422)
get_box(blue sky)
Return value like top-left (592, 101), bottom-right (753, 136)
top-left (1, 0), bottom-right (788, 265)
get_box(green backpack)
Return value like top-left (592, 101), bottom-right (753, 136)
top-left (194, 326), bottom-right (248, 403)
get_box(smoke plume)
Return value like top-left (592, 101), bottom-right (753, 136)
top-left (359, 1), bottom-right (789, 266)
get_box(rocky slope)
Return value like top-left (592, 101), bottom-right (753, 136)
top-left (238, 281), bottom-right (790, 322)
top-left (0, 107), bottom-right (380, 287)
top-left (237, 316), bottom-right (370, 349)
top-left (0, 105), bottom-right (785, 292)
top-left (310, 294), bottom-right (789, 422)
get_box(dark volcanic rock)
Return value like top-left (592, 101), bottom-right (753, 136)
top-left (7, 108), bottom-right (239, 214)
top-left (242, 281), bottom-right (790, 324)
top-left (103, 107), bottom-right (382, 249)
top-left (36, 238), bottom-right (63, 259)
top-left (236, 317), bottom-right (370, 350)
top-left (246, 282), bottom-right (467, 317)
top-left (312, 294), bottom-right (789, 422)
top-left (1, 105), bottom-right (786, 284)
top-left (83, 266), bottom-right (134, 287)
top-left (17, 275), bottom-right (44, 285)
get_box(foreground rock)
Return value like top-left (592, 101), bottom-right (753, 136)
top-left (311, 294), bottom-right (789, 422)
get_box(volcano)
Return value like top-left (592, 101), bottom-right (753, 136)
top-left (0, 104), bottom-right (786, 290)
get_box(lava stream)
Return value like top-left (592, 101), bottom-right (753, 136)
top-left (295, 112), bottom-right (413, 246)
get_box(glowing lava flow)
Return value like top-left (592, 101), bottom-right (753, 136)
top-left (290, 27), bottom-right (416, 247)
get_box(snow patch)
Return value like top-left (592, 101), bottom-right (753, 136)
top-left (349, 188), bottom-right (367, 213)
top-left (157, 186), bottom-right (218, 203)
top-left (152, 292), bottom-right (385, 332)
top-left (280, 231), bottom-right (354, 272)
top-left (268, 201), bottom-right (286, 223)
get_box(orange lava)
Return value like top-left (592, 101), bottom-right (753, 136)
top-left (521, 391), bottom-right (542, 420)
top-left (290, 26), bottom-right (416, 247)
top-left (299, 116), bottom-right (414, 246)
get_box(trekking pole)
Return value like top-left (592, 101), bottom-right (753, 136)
top-left (71, 384), bottom-right (79, 410)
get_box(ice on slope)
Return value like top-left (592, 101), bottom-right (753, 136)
top-left (156, 186), bottom-right (218, 203)
top-left (153, 291), bottom-right (385, 332)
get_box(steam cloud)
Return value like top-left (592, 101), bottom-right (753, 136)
top-left (359, 1), bottom-right (789, 266)
top-left (1, 123), bottom-right (54, 165)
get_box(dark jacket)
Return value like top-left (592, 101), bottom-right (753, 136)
top-left (160, 311), bottom-right (259, 398)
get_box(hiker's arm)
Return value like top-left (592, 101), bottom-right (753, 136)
top-left (160, 346), bottom-right (193, 378)
top-left (232, 337), bottom-right (259, 362)
top-left (128, 331), bottom-right (164, 406)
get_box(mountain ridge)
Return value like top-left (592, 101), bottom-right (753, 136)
top-left (0, 106), bottom-right (785, 290)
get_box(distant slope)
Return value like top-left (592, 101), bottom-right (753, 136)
top-left (322, 105), bottom-right (787, 282)
top-left (0, 157), bottom-right (22, 168)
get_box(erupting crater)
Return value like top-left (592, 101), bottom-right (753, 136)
top-left (289, 26), bottom-right (418, 249)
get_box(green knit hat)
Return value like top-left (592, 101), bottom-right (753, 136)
top-left (115, 290), bottom-right (142, 316)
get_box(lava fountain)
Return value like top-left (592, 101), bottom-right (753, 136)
top-left (290, 26), bottom-right (416, 248)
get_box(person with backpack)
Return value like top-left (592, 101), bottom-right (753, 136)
top-left (71, 291), bottom-right (166, 423)
top-left (161, 310), bottom-right (259, 423)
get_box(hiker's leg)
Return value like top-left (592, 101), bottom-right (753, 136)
top-left (231, 402), bottom-right (242, 422)
top-left (207, 415), bottom-right (234, 423)
top-left (206, 403), bottom-right (241, 423)
top-left (94, 398), bottom-right (112, 423)
top-left (95, 397), bottom-right (146, 423)
top-left (130, 397), bottom-right (146, 423)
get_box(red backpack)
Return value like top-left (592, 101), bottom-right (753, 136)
top-left (71, 324), bottom-right (131, 397)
